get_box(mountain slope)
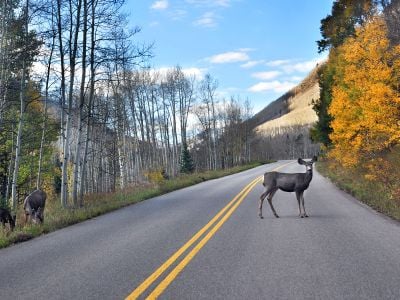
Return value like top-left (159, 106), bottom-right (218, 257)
top-left (250, 64), bottom-right (322, 135)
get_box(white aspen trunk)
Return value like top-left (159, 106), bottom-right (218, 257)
top-left (57, 10), bottom-right (65, 148)
top-left (117, 132), bottom-right (125, 190)
top-left (11, 87), bottom-right (24, 210)
top-left (206, 103), bottom-right (213, 170)
top-left (61, 0), bottom-right (82, 207)
top-left (211, 97), bottom-right (217, 170)
top-left (0, 0), bottom-right (7, 121)
top-left (5, 124), bottom-right (14, 201)
top-left (37, 29), bottom-right (55, 190)
top-left (72, 0), bottom-right (87, 206)
top-left (11, 0), bottom-right (28, 210)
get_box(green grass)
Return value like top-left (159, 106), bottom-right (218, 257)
top-left (0, 161), bottom-right (271, 249)
top-left (316, 160), bottom-right (400, 221)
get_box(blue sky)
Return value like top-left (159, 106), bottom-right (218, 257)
top-left (125, 0), bottom-right (332, 113)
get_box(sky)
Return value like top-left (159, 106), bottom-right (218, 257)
top-left (125, 0), bottom-right (333, 113)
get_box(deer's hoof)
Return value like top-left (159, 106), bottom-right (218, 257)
top-left (301, 215), bottom-right (304, 218)
top-left (305, 215), bottom-right (309, 218)
top-left (275, 215), bottom-right (280, 218)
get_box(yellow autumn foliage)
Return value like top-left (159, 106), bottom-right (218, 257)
top-left (328, 16), bottom-right (400, 167)
top-left (145, 169), bottom-right (166, 185)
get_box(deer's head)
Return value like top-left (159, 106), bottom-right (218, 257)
top-left (32, 207), bottom-right (44, 224)
top-left (298, 156), bottom-right (317, 171)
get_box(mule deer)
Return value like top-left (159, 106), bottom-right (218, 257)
top-left (24, 190), bottom-right (46, 224)
top-left (0, 208), bottom-right (16, 231)
top-left (259, 156), bottom-right (317, 219)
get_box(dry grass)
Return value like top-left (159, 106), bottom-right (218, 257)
top-left (317, 160), bottom-right (400, 221)
top-left (255, 83), bottom-right (319, 134)
top-left (250, 64), bottom-right (322, 131)
top-left (0, 161), bottom-right (271, 249)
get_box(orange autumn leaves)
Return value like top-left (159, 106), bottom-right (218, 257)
top-left (328, 17), bottom-right (400, 167)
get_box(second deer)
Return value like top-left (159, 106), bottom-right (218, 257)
top-left (259, 156), bottom-right (317, 219)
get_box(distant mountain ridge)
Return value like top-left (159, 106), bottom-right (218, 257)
top-left (250, 64), bottom-right (322, 134)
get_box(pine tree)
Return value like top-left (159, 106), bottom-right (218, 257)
top-left (180, 143), bottom-right (194, 174)
top-left (312, 0), bottom-right (378, 147)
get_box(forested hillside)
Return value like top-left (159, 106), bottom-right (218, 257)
top-left (312, 0), bottom-right (400, 216)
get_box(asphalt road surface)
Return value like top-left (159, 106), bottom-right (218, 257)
top-left (0, 160), bottom-right (399, 300)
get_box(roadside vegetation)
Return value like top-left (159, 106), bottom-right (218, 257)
top-left (0, 161), bottom-right (269, 249)
top-left (317, 159), bottom-right (400, 221)
top-left (311, 0), bottom-right (400, 219)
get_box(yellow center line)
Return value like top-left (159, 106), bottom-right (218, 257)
top-left (126, 176), bottom-right (261, 300)
top-left (126, 161), bottom-right (293, 300)
top-left (146, 178), bottom-right (262, 299)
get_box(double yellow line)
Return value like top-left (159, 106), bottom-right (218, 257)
top-left (126, 162), bottom-right (292, 299)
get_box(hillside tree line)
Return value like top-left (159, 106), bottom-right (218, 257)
top-left (0, 0), bottom-right (254, 211)
top-left (311, 0), bottom-right (400, 201)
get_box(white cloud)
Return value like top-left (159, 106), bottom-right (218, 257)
top-left (208, 50), bottom-right (250, 64)
top-left (182, 67), bottom-right (207, 79)
top-left (169, 9), bottom-right (187, 20)
top-left (151, 0), bottom-right (169, 10)
top-left (282, 58), bottom-right (324, 73)
top-left (251, 71), bottom-right (281, 80)
top-left (193, 11), bottom-right (218, 27)
top-left (248, 80), bottom-right (297, 93)
top-left (150, 67), bottom-right (207, 80)
top-left (215, 87), bottom-right (241, 98)
top-left (265, 59), bottom-right (292, 67)
top-left (186, 0), bottom-right (231, 7)
top-left (240, 60), bottom-right (265, 69)
top-left (237, 48), bottom-right (256, 52)
top-left (288, 76), bottom-right (303, 82)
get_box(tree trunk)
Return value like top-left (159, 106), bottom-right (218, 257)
top-left (61, 0), bottom-right (82, 207)
top-left (10, 0), bottom-right (28, 210)
top-left (78, 0), bottom-right (95, 205)
top-left (72, 0), bottom-right (87, 206)
top-left (37, 26), bottom-right (55, 190)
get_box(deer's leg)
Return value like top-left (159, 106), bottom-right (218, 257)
top-left (25, 213), bottom-right (30, 225)
top-left (259, 186), bottom-right (272, 219)
top-left (267, 188), bottom-right (279, 218)
top-left (301, 192), bottom-right (308, 217)
top-left (296, 191), bottom-right (302, 217)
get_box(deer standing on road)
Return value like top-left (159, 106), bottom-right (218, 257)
top-left (259, 156), bottom-right (317, 219)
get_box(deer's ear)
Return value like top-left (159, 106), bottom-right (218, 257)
top-left (312, 156), bottom-right (318, 162)
top-left (298, 158), bottom-right (305, 165)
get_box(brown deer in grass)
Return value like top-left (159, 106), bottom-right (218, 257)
top-left (24, 190), bottom-right (46, 224)
top-left (0, 208), bottom-right (16, 231)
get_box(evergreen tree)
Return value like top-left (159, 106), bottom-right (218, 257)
top-left (317, 0), bottom-right (376, 52)
top-left (312, 0), bottom-right (378, 147)
top-left (310, 60), bottom-right (335, 146)
top-left (180, 143), bottom-right (194, 174)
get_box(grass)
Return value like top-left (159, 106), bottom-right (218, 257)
top-left (0, 161), bottom-right (271, 249)
top-left (316, 160), bottom-right (400, 222)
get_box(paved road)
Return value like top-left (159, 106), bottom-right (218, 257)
top-left (0, 160), bottom-right (399, 300)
